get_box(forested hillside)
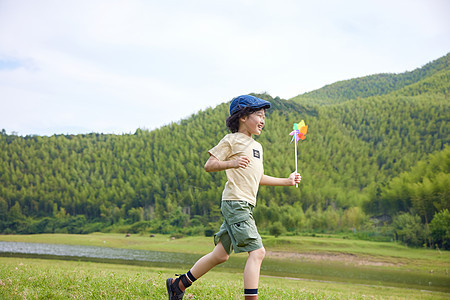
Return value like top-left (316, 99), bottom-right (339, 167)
top-left (1, 54), bottom-right (449, 247)
top-left (291, 53), bottom-right (449, 105)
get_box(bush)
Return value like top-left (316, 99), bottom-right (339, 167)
top-left (170, 233), bottom-right (184, 239)
top-left (203, 221), bottom-right (222, 237)
top-left (430, 209), bottom-right (450, 250)
top-left (82, 222), bottom-right (107, 233)
top-left (64, 215), bottom-right (89, 234)
top-left (342, 207), bottom-right (367, 230)
top-left (179, 225), bottom-right (205, 236)
top-left (204, 228), bottom-right (215, 237)
top-left (129, 221), bottom-right (151, 233)
top-left (269, 221), bottom-right (286, 237)
top-left (392, 212), bottom-right (426, 247)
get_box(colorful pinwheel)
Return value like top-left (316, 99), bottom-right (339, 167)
top-left (289, 120), bottom-right (308, 145)
top-left (289, 120), bottom-right (308, 187)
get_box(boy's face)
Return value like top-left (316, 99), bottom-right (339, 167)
top-left (239, 109), bottom-right (266, 136)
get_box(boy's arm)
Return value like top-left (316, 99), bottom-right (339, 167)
top-left (260, 172), bottom-right (301, 186)
top-left (204, 154), bottom-right (250, 172)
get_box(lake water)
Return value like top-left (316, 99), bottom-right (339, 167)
top-left (0, 241), bottom-right (449, 293)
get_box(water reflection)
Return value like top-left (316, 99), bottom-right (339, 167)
top-left (0, 241), bottom-right (201, 264)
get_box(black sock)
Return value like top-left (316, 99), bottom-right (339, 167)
top-left (186, 270), bottom-right (197, 284)
top-left (178, 270), bottom-right (197, 291)
top-left (244, 288), bottom-right (258, 299)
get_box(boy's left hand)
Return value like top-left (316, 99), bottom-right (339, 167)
top-left (288, 172), bottom-right (302, 186)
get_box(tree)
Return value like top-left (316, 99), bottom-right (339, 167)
top-left (8, 202), bottom-right (25, 222)
top-left (429, 209), bottom-right (450, 250)
top-left (128, 207), bottom-right (144, 223)
top-left (392, 213), bottom-right (426, 247)
top-left (0, 197), bottom-right (8, 221)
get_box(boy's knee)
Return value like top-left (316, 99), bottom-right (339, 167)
top-left (258, 247), bottom-right (266, 259)
top-left (250, 247), bottom-right (265, 261)
top-left (216, 253), bottom-right (229, 264)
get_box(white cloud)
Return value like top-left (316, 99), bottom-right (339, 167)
top-left (0, 0), bottom-right (449, 135)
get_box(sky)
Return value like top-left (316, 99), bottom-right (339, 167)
top-left (0, 0), bottom-right (449, 136)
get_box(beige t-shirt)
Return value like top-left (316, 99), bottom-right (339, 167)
top-left (208, 132), bottom-right (264, 206)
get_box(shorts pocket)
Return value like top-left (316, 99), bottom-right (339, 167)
top-left (230, 218), bottom-right (259, 247)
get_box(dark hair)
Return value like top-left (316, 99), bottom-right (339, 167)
top-left (226, 107), bottom-right (261, 133)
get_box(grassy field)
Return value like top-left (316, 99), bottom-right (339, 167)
top-left (1, 257), bottom-right (449, 300)
top-left (1, 233), bottom-right (449, 299)
top-left (1, 233), bottom-right (448, 272)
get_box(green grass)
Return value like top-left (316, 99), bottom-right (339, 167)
top-left (262, 235), bottom-right (450, 272)
top-left (1, 233), bottom-right (449, 298)
top-left (1, 257), bottom-right (448, 300)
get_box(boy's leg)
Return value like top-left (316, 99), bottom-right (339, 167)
top-left (190, 240), bottom-right (229, 278)
top-left (243, 247), bottom-right (265, 300)
top-left (167, 241), bottom-right (229, 299)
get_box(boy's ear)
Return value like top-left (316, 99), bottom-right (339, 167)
top-left (239, 115), bottom-right (248, 123)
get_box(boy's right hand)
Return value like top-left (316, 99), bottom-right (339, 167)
top-left (233, 156), bottom-right (250, 169)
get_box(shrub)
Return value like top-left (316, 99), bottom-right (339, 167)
top-left (392, 212), bottom-right (426, 247)
top-left (204, 228), bottom-right (215, 237)
top-left (269, 221), bottom-right (286, 237)
top-left (342, 207), bottom-right (367, 230)
top-left (129, 221), bottom-right (151, 233)
top-left (429, 209), bottom-right (450, 250)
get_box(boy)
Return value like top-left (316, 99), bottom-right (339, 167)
top-left (166, 95), bottom-right (301, 300)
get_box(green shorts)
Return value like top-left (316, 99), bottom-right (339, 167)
top-left (214, 200), bottom-right (263, 255)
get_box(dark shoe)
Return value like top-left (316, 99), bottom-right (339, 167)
top-left (166, 277), bottom-right (184, 300)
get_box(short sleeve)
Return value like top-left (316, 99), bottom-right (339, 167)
top-left (208, 135), bottom-right (232, 161)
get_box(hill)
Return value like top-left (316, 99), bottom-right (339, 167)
top-left (290, 53), bottom-right (449, 105)
top-left (1, 54), bottom-right (449, 247)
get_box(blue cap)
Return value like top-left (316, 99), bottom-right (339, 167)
top-left (229, 95), bottom-right (271, 115)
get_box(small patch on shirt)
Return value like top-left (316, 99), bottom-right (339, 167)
top-left (253, 149), bottom-right (260, 159)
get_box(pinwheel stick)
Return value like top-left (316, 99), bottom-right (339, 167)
top-left (289, 121), bottom-right (308, 188)
top-left (295, 139), bottom-right (298, 188)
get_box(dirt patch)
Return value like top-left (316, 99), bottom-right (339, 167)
top-left (266, 251), bottom-right (400, 267)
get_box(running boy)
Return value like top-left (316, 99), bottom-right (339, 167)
top-left (166, 95), bottom-right (301, 300)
